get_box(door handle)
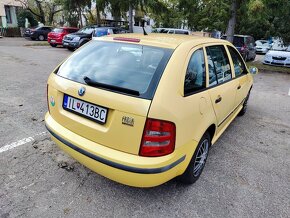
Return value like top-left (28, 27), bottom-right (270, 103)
top-left (237, 85), bottom-right (241, 90)
top-left (215, 96), bottom-right (222, 104)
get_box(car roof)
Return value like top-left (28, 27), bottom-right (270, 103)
top-left (96, 33), bottom-right (227, 49)
top-left (60, 27), bottom-right (78, 29)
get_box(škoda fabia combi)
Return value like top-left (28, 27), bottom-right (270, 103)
top-left (45, 34), bottom-right (257, 187)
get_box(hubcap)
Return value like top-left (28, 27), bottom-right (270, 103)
top-left (193, 139), bottom-right (209, 177)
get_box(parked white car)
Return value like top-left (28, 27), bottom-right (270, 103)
top-left (263, 46), bottom-right (290, 67)
top-left (255, 40), bottom-right (271, 54)
top-left (152, 28), bottom-right (191, 35)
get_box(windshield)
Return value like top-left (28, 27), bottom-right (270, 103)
top-left (57, 41), bottom-right (173, 99)
top-left (52, 28), bottom-right (64, 33)
top-left (256, 41), bottom-right (269, 46)
top-left (78, 27), bottom-right (94, 34)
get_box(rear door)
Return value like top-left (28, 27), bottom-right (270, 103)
top-left (205, 45), bottom-right (238, 129)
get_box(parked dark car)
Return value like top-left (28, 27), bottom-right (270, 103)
top-left (222, 35), bottom-right (256, 61)
top-left (47, 27), bottom-right (79, 47)
top-left (63, 26), bottom-right (127, 51)
top-left (62, 25), bottom-right (99, 51)
top-left (24, 26), bottom-right (53, 41)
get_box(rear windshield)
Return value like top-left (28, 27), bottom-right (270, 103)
top-left (57, 41), bottom-right (173, 99)
top-left (52, 28), bottom-right (64, 33)
top-left (233, 37), bottom-right (244, 47)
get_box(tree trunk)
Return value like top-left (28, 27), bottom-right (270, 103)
top-left (96, 5), bottom-right (101, 25)
top-left (226, 0), bottom-right (238, 43)
top-left (129, 3), bottom-right (133, 33)
top-left (35, 0), bottom-right (46, 24)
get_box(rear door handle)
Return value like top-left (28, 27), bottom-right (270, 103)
top-left (215, 96), bottom-right (222, 104)
top-left (237, 85), bottom-right (241, 90)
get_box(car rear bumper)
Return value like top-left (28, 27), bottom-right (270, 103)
top-left (45, 113), bottom-right (193, 187)
top-left (48, 38), bottom-right (62, 44)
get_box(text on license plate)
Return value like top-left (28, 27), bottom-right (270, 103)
top-left (63, 95), bottom-right (107, 124)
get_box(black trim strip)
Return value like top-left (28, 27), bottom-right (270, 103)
top-left (45, 125), bottom-right (186, 174)
top-left (218, 98), bottom-right (245, 127)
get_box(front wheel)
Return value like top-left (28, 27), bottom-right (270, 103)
top-left (50, 43), bottom-right (57, 47)
top-left (179, 132), bottom-right (210, 184)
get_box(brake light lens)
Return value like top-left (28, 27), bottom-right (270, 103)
top-left (113, 37), bottom-right (140, 43)
top-left (139, 118), bottom-right (176, 157)
top-left (241, 45), bottom-right (246, 51)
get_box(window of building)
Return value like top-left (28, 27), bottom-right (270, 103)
top-left (5, 6), bottom-right (12, 24)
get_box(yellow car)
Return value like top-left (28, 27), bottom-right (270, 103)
top-left (45, 34), bottom-right (257, 187)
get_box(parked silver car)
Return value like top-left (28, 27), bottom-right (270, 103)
top-left (255, 40), bottom-right (271, 54)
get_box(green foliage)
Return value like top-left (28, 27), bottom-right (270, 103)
top-left (17, 9), bottom-right (38, 28)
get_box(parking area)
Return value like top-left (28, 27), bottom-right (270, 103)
top-left (0, 38), bottom-right (289, 218)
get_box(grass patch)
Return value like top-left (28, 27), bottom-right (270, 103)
top-left (247, 61), bottom-right (290, 73)
top-left (24, 42), bottom-right (49, 46)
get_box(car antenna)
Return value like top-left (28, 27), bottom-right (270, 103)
top-left (141, 19), bottom-right (148, 36)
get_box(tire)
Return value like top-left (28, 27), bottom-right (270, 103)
top-left (50, 43), bottom-right (57, 47)
top-left (238, 91), bottom-right (251, 116)
top-left (67, 47), bottom-right (75, 51)
top-left (179, 132), bottom-right (211, 184)
top-left (38, 35), bottom-right (45, 41)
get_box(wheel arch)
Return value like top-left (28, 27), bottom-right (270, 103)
top-left (205, 124), bottom-right (216, 145)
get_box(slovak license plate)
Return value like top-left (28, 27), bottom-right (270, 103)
top-left (63, 95), bottom-right (107, 124)
top-left (51, 40), bottom-right (56, 43)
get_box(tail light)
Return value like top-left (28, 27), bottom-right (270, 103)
top-left (241, 45), bottom-right (246, 52)
top-left (139, 118), bottom-right (176, 157)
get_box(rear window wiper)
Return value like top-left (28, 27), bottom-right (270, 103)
top-left (83, 76), bottom-right (140, 96)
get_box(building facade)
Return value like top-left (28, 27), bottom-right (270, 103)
top-left (0, 0), bottom-right (22, 28)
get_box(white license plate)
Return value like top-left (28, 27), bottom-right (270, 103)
top-left (63, 42), bottom-right (68, 46)
top-left (51, 40), bottom-right (56, 43)
top-left (63, 95), bottom-right (107, 124)
top-left (273, 60), bottom-right (284, 64)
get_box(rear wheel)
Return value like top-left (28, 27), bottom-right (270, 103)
top-left (238, 91), bottom-right (251, 116)
top-left (179, 132), bottom-right (210, 184)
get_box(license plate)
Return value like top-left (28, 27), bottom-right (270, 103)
top-left (273, 60), bottom-right (284, 64)
top-left (63, 95), bottom-right (107, 124)
top-left (63, 42), bottom-right (68, 46)
top-left (51, 40), bottom-right (56, 43)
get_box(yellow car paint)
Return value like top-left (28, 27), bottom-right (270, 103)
top-left (45, 33), bottom-right (254, 187)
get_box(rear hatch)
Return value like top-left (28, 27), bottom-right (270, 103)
top-left (49, 28), bottom-right (64, 39)
top-left (48, 40), bottom-right (172, 155)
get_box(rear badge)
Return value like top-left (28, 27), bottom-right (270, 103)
top-left (50, 96), bottom-right (55, 107)
top-left (122, 116), bottom-right (134, 127)
top-left (78, 87), bottom-right (86, 96)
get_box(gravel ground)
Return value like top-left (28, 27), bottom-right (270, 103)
top-left (0, 38), bottom-right (289, 218)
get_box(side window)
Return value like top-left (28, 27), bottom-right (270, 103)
top-left (227, 46), bottom-right (246, 77)
top-left (206, 45), bottom-right (232, 87)
top-left (184, 48), bottom-right (206, 94)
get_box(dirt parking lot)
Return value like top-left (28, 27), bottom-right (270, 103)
top-left (0, 38), bottom-right (289, 218)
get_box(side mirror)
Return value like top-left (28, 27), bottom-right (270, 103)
top-left (249, 66), bottom-right (258, 75)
